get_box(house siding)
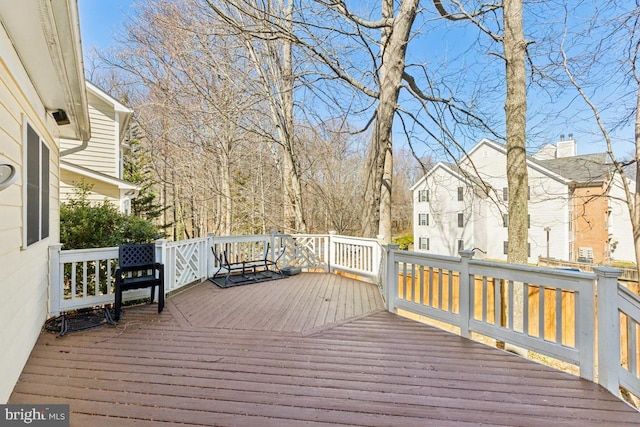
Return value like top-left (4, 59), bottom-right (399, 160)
top-left (60, 168), bottom-right (121, 204)
top-left (413, 166), bottom-right (475, 256)
top-left (608, 174), bottom-right (636, 263)
top-left (0, 27), bottom-right (60, 402)
top-left (60, 91), bottom-right (117, 176)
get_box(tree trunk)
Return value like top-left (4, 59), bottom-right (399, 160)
top-left (633, 85), bottom-right (640, 280)
top-left (361, 0), bottom-right (419, 242)
top-left (504, 0), bottom-right (529, 264)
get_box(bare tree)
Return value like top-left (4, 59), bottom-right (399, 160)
top-left (203, 0), bottom-right (308, 233)
top-left (432, 0), bottom-right (529, 263)
top-left (558, 2), bottom-right (640, 276)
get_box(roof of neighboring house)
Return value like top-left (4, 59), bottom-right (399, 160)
top-left (410, 161), bottom-right (475, 191)
top-left (0, 1), bottom-right (90, 141)
top-left (535, 153), bottom-right (612, 185)
top-left (412, 138), bottom-right (617, 191)
top-left (61, 161), bottom-right (138, 191)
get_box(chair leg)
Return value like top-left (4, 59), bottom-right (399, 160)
top-left (158, 283), bottom-right (165, 313)
top-left (114, 284), bottom-right (122, 321)
top-left (150, 286), bottom-right (156, 305)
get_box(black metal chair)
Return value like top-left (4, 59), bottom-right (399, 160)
top-left (114, 243), bottom-right (164, 321)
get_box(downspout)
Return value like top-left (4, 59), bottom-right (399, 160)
top-left (60, 138), bottom-right (89, 157)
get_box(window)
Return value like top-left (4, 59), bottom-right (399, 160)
top-left (457, 213), bottom-right (464, 228)
top-left (25, 123), bottom-right (49, 246)
top-left (528, 214), bottom-right (530, 229)
top-left (503, 214), bottom-right (508, 228)
top-left (419, 237), bottom-right (430, 250)
top-left (418, 189), bottom-right (429, 202)
top-left (528, 186), bottom-right (531, 200)
top-left (578, 247), bottom-right (594, 263)
top-left (458, 239), bottom-right (464, 252)
top-left (418, 213), bottom-right (429, 226)
top-left (503, 187), bottom-right (508, 201)
top-left (457, 186), bottom-right (464, 201)
top-left (503, 241), bottom-right (531, 257)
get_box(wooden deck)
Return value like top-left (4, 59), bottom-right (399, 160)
top-left (10, 273), bottom-right (640, 426)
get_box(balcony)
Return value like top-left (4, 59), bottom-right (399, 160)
top-left (9, 233), bottom-right (640, 425)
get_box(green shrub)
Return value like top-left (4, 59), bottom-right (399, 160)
top-left (60, 182), bottom-right (164, 249)
top-left (393, 234), bottom-right (413, 251)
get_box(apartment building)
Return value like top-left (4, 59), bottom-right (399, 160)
top-left (411, 137), bottom-right (635, 264)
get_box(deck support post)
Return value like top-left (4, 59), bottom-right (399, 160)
top-left (384, 243), bottom-right (399, 312)
top-left (48, 243), bottom-right (63, 317)
top-left (458, 249), bottom-right (475, 339)
top-left (594, 266), bottom-right (622, 394)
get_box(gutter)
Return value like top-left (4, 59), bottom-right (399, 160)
top-left (41, 0), bottom-right (91, 153)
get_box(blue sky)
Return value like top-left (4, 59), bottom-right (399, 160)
top-left (76, 1), bottom-right (634, 159)
top-left (79, 0), bottom-right (133, 53)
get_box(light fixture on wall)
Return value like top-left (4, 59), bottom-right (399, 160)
top-left (124, 189), bottom-right (136, 196)
top-left (0, 160), bottom-right (18, 191)
top-left (51, 109), bottom-right (70, 125)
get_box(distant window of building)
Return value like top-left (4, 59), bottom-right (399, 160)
top-left (503, 187), bottom-right (508, 201)
top-left (418, 213), bottom-right (429, 226)
top-left (503, 241), bottom-right (508, 255)
top-left (457, 213), bottom-right (464, 228)
top-left (528, 186), bottom-right (531, 200)
top-left (528, 214), bottom-right (531, 229)
top-left (458, 186), bottom-right (464, 201)
top-left (419, 237), bottom-right (429, 250)
top-left (458, 239), bottom-right (464, 252)
top-left (503, 214), bottom-right (508, 228)
top-left (418, 190), bottom-right (429, 202)
top-left (578, 247), bottom-right (594, 263)
top-left (528, 242), bottom-right (531, 258)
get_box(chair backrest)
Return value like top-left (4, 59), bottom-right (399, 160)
top-left (119, 244), bottom-right (156, 270)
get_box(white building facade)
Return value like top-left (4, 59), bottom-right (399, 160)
top-left (412, 138), bottom-right (634, 264)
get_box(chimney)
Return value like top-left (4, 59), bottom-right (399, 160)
top-left (557, 134), bottom-right (576, 158)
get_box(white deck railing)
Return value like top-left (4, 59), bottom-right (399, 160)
top-left (382, 246), bottom-right (640, 402)
top-left (49, 234), bottom-right (640, 402)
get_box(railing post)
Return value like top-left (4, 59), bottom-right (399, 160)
top-left (458, 249), bottom-right (474, 339)
top-left (207, 233), bottom-right (215, 278)
top-left (384, 243), bottom-right (399, 312)
top-left (269, 230), bottom-right (276, 263)
top-left (594, 266), bottom-right (622, 395)
top-left (155, 239), bottom-right (169, 296)
top-left (327, 231), bottom-right (336, 274)
top-left (374, 235), bottom-right (385, 286)
top-left (48, 243), bottom-right (63, 317)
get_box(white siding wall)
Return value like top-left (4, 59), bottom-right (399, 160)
top-left (608, 173), bottom-right (636, 263)
top-left (60, 91), bottom-right (116, 176)
top-left (0, 25), bottom-right (60, 402)
top-left (463, 141), bottom-right (570, 262)
top-left (59, 169), bottom-right (121, 205)
top-left (413, 166), bottom-right (475, 256)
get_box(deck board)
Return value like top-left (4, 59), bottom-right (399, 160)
top-left (10, 273), bottom-right (640, 426)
